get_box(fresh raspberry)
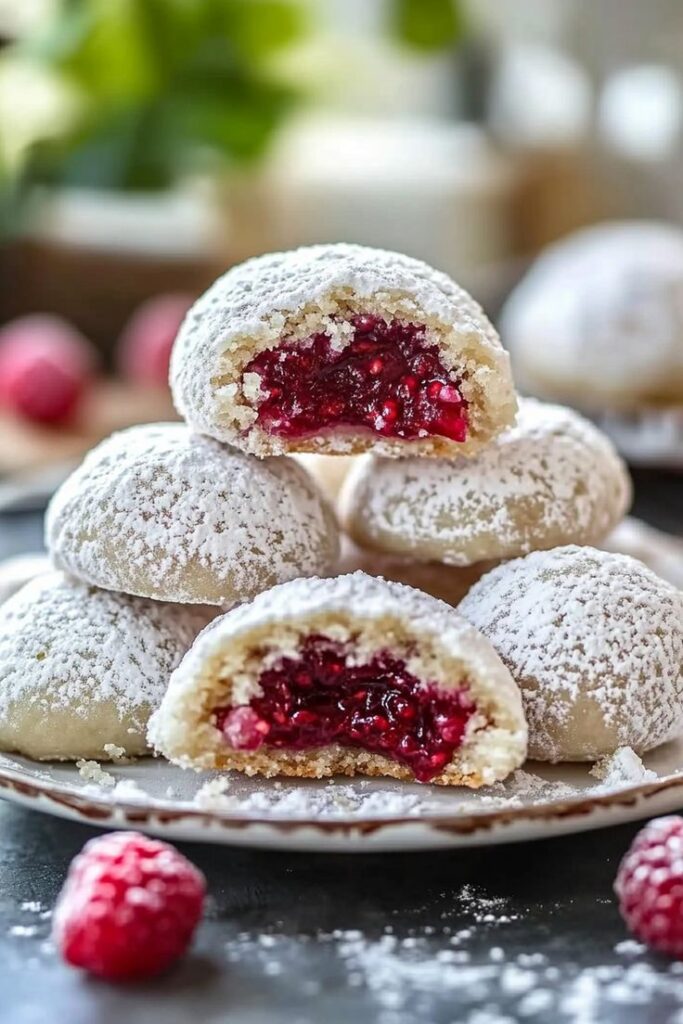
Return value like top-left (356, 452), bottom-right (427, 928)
top-left (615, 816), bottom-right (683, 957)
top-left (53, 831), bottom-right (205, 980)
top-left (0, 315), bottom-right (94, 424)
top-left (117, 294), bottom-right (192, 387)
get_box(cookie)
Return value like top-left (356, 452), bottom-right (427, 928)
top-left (340, 398), bottom-right (631, 566)
top-left (0, 573), bottom-right (212, 761)
top-left (459, 546), bottom-right (683, 762)
top-left (45, 423), bottom-right (339, 606)
top-left (150, 572), bottom-right (527, 788)
top-left (501, 221), bottom-right (683, 410)
top-left (171, 244), bottom-right (516, 458)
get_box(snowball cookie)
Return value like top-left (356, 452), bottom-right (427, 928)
top-left (150, 573), bottom-right (527, 788)
top-left (0, 573), bottom-right (212, 761)
top-left (171, 243), bottom-right (517, 459)
top-left (0, 553), bottom-right (52, 606)
top-left (45, 423), bottom-right (339, 606)
top-left (500, 221), bottom-right (683, 411)
top-left (337, 537), bottom-right (496, 608)
top-left (459, 546), bottom-right (683, 762)
top-left (602, 517), bottom-right (683, 591)
top-left (340, 399), bottom-right (631, 566)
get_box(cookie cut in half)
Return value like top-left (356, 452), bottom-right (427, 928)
top-left (0, 573), bottom-right (212, 761)
top-left (45, 423), bottom-right (339, 606)
top-left (459, 546), bottom-right (683, 762)
top-left (170, 244), bottom-right (517, 458)
top-left (150, 573), bottom-right (527, 787)
top-left (340, 399), bottom-right (631, 566)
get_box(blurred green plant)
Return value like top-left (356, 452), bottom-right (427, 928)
top-left (389, 0), bottom-right (465, 53)
top-left (7, 0), bottom-right (308, 192)
top-left (0, 0), bottom-right (467, 202)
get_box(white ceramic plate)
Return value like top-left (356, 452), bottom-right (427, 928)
top-left (1, 742), bottom-right (683, 852)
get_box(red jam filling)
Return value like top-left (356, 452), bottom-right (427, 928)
top-left (214, 637), bottom-right (476, 783)
top-left (244, 315), bottom-right (468, 443)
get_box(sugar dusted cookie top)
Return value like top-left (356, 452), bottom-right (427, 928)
top-left (460, 546), bottom-right (683, 762)
top-left (0, 572), bottom-right (212, 760)
top-left (501, 221), bottom-right (683, 409)
top-left (171, 243), bottom-right (516, 459)
top-left (341, 399), bottom-right (631, 566)
top-left (45, 423), bottom-right (339, 606)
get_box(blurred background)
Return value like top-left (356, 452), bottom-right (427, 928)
top-left (1, 0), bottom-right (683, 484)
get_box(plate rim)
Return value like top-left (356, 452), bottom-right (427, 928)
top-left (1, 757), bottom-right (683, 840)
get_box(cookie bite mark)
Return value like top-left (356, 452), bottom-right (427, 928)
top-left (245, 316), bottom-right (468, 446)
top-left (214, 636), bottom-right (477, 783)
top-left (149, 573), bottom-right (527, 788)
top-left (170, 244), bottom-right (517, 458)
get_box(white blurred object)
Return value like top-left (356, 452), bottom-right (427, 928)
top-left (0, 0), bottom-right (53, 37)
top-left (599, 65), bottom-right (683, 162)
top-left (0, 553), bottom-right (51, 606)
top-left (236, 115), bottom-right (519, 280)
top-left (26, 182), bottom-right (219, 258)
top-left (0, 57), bottom-right (79, 170)
top-left (603, 518), bottom-right (683, 589)
top-left (595, 407), bottom-right (683, 470)
top-left (488, 43), bottom-right (592, 148)
top-left (500, 221), bottom-right (683, 411)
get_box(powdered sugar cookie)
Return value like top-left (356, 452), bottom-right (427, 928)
top-left (150, 573), bottom-right (527, 788)
top-left (0, 552), bottom-right (51, 606)
top-left (0, 573), bottom-right (212, 761)
top-left (459, 546), bottom-right (683, 762)
top-left (45, 423), bottom-right (339, 606)
top-left (340, 399), bottom-right (631, 566)
top-left (337, 537), bottom-right (495, 607)
top-left (171, 244), bottom-right (517, 459)
top-left (501, 221), bottom-right (683, 410)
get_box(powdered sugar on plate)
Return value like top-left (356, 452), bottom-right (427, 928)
top-left (590, 747), bottom-right (657, 787)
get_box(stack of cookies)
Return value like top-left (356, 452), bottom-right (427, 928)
top-left (0, 244), bottom-right (681, 789)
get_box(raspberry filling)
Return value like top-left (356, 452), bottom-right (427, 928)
top-left (243, 315), bottom-right (468, 443)
top-left (214, 637), bottom-right (476, 783)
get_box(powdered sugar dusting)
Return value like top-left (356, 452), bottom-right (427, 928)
top-left (0, 573), bottom-right (211, 758)
top-left (343, 399), bottom-right (630, 565)
top-left (170, 243), bottom-right (516, 456)
top-left (45, 423), bottom-right (339, 605)
top-left (590, 747), bottom-right (657, 787)
top-left (460, 546), bottom-right (683, 762)
top-left (221, 910), bottom-right (683, 1023)
top-left (192, 768), bottom-right (581, 819)
top-left (502, 220), bottom-right (683, 409)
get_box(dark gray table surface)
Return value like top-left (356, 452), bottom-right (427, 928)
top-left (1, 468), bottom-right (682, 1024)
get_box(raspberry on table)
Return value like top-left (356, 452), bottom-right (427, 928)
top-left (52, 831), bottom-right (206, 980)
top-left (615, 816), bottom-right (683, 957)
